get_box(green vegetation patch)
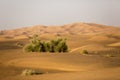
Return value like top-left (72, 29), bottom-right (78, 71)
top-left (24, 34), bottom-right (68, 53)
top-left (21, 69), bottom-right (43, 76)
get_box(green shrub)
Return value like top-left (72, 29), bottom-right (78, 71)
top-left (104, 54), bottom-right (114, 57)
top-left (24, 34), bottom-right (68, 53)
top-left (21, 69), bottom-right (36, 76)
top-left (81, 50), bottom-right (88, 54)
top-left (24, 44), bottom-right (34, 52)
top-left (21, 69), bottom-right (43, 76)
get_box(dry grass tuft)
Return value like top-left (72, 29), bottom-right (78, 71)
top-left (21, 69), bottom-right (43, 76)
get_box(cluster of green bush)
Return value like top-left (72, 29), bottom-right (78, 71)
top-left (24, 34), bottom-right (68, 53)
top-left (21, 69), bottom-right (44, 76)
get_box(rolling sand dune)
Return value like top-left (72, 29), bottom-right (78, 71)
top-left (0, 50), bottom-right (120, 80)
top-left (0, 36), bottom-right (14, 41)
top-left (13, 35), bottom-right (28, 40)
top-left (0, 22), bottom-right (120, 36)
top-left (70, 44), bottom-right (115, 53)
top-left (0, 37), bottom-right (8, 41)
top-left (0, 22), bottom-right (120, 80)
top-left (19, 67), bottom-right (120, 80)
top-left (108, 42), bottom-right (120, 47)
top-left (89, 35), bottom-right (118, 42)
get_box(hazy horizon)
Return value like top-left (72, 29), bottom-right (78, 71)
top-left (0, 0), bottom-right (120, 30)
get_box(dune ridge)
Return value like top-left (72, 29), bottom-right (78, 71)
top-left (0, 22), bottom-right (120, 36)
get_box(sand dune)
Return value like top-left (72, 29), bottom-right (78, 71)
top-left (0, 22), bottom-right (120, 36)
top-left (89, 35), bottom-right (117, 42)
top-left (7, 54), bottom-right (111, 71)
top-left (108, 42), bottom-right (120, 47)
top-left (0, 22), bottom-right (120, 80)
top-left (70, 44), bottom-right (115, 53)
top-left (10, 67), bottom-right (120, 80)
top-left (3, 67), bottom-right (120, 80)
top-left (1, 50), bottom-right (120, 80)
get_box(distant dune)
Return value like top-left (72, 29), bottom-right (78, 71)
top-left (0, 22), bottom-right (120, 37)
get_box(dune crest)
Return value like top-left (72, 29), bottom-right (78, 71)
top-left (0, 22), bottom-right (120, 37)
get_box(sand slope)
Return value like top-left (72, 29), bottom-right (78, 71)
top-left (0, 50), bottom-right (119, 80)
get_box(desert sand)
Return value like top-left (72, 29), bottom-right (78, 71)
top-left (0, 22), bottom-right (120, 80)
